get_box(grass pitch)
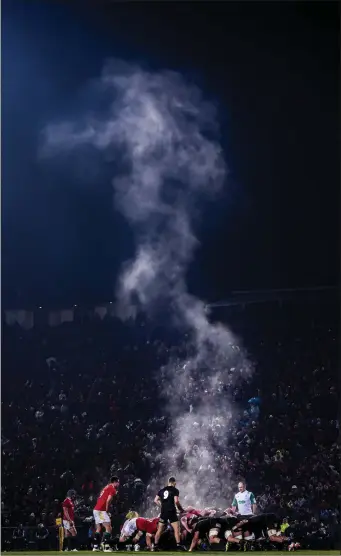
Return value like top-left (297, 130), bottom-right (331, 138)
top-left (9, 550), bottom-right (340, 556)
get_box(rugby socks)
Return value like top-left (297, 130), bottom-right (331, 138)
top-left (94, 532), bottom-right (101, 548)
top-left (103, 532), bottom-right (112, 549)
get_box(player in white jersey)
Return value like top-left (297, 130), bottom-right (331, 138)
top-left (232, 482), bottom-right (257, 517)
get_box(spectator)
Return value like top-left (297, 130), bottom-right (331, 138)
top-left (1, 293), bottom-right (339, 550)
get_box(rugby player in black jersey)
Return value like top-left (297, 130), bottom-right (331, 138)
top-left (231, 513), bottom-right (297, 551)
top-left (153, 477), bottom-right (185, 551)
top-left (189, 515), bottom-right (239, 552)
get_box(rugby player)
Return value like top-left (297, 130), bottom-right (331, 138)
top-left (120, 511), bottom-right (140, 543)
top-left (180, 511), bottom-right (201, 542)
top-left (189, 515), bottom-right (239, 552)
top-left (153, 477), bottom-right (185, 551)
top-left (234, 513), bottom-right (297, 551)
top-left (93, 476), bottom-right (120, 552)
top-left (62, 489), bottom-right (78, 552)
top-left (120, 513), bottom-right (159, 550)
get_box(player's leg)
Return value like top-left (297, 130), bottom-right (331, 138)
top-left (224, 529), bottom-right (241, 551)
top-left (69, 525), bottom-right (78, 551)
top-left (170, 519), bottom-right (186, 550)
top-left (102, 521), bottom-right (113, 552)
top-left (171, 520), bottom-right (181, 544)
top-left (189, 530), bottom-right (200, 552)
top-left (153, 520), bottom-right (166, 550)
top-left (93, 526), bottom-right (102, 552)
top-left (63, 521), bottom-right (72, 551)
top-left (92, 512), bottom-right (103, 551)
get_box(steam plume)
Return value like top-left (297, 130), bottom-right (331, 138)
top-left (42, 59), bottom-right (252, 508)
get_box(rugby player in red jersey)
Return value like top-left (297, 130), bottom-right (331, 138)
top-left (180, 510), bottom-right (201, 541)
top-left (62, 490), bottom-right (78, 551)
top-left (93, 476), bottom-right (120, 552)
top-left (120, 513), bottom-right (159, 550)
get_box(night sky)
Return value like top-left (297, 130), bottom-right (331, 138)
top-left (2, 0), bottom-right (339, 308)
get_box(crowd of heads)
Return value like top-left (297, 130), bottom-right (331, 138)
top-left (2, 294), bottom-right (339, 549)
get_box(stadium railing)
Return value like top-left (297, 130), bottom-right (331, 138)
top-left (1, 525), bottom-right (94, 552)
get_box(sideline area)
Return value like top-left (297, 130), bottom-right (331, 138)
top-left (5, 550), bottom-right (340, 556)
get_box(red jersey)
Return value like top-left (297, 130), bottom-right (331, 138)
top-left (62, 497), bottom-right (75, 522)
top-left (94, 484), bottom-right (117, 511)
top-left (136, 517), bottom-right (159, 535)
top-left (187, 509), bottom-right (201, 517)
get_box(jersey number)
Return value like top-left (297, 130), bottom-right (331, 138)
top-left (163, 490), bottom-right (169, 499)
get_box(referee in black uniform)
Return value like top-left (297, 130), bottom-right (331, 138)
top-left (154, 477), bottom-right (184, 551)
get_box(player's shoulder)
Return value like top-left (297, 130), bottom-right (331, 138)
top-left (172, 486), bottom-right (179, 495)
top-left (108, 483), bottom-right (116, 493)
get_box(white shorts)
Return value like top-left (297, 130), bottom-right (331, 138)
top-left (209, 528), bottom-right (220, 538)
top-left (63, 520), bottom-right (76, 532)
top-left (224, 530), bottom-right (232, 540)
top-left (268, 529), bottom-right (277, 537)
top-left (93, 510), bottom-right (111, 524)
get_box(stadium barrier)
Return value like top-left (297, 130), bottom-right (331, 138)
top-left (1, 525), bottom-right (94, 552)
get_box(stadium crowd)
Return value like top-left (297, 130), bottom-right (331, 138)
top-left (2, 294), bottom-right (339, 551)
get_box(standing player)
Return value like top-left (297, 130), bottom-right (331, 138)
top-left (232, 482), bottom-right (257, 517)
top-left (62, 490), bottom-right (78, 552)
top-left (153, 477), bottom-right (185, 551)
top-left (93, 476), bottom-right (120, 552)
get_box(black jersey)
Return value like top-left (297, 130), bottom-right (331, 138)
top-left (158, 486), bottom-right (179, 513)
top-left (193, 517), bottom-right (229, 535)
top-left (218, 516), bottom-right (239, 531)
top-left (241, 513), bottom-right (279, 529)
top-left (239, 513), bottom-right (279, 537)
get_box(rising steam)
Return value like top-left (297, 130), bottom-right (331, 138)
top-left (42, 59), bottom-right (252, 509)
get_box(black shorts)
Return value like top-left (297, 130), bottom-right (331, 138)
top-left (159, 510), bottom-right (178, 525)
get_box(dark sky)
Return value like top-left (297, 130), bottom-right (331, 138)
top-left (2, 0), bottom-right (339, 308)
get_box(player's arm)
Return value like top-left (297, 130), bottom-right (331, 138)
top-left (106, 494), bottom-right (113, 513)
top-left (250, 493), bottom-right (257, 514)
top-left (132, 531), bottom-right (143, 544)
top-left (145, 534), bottom-right (153, 549)
top-left (181, 515), bottom-right (192, 533)
top-left (154, 495), bottom-right (161, 507)
top-left (174, 495), bottom-right (184, 513)
top-left (231, 496), bottom-right (238, 512)
top-left (63, 506), bottom-right (73, 525)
